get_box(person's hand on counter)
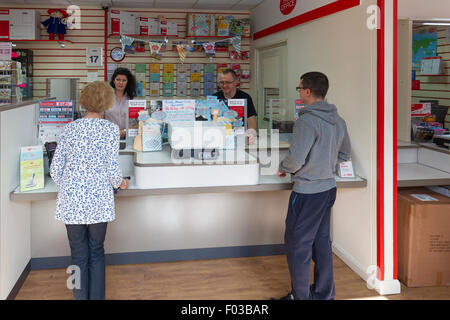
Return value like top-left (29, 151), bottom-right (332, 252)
top-left (119, 178), bottom-right (130, 189)
top-left (277, 170), bottom-right (286, 178)
top-left (247, 128), bottom-right (257, 145)
top-left (120, 129), bottom-right (126, 140)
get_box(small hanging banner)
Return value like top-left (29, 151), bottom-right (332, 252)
top-left (150, 42), bottom-right (163, 60)
top-left (230, 35), bottom-right (241, 57)
top-left (177, 44), bottom-right (187, 63)
top-left (203, 42), bottom-right (216, 57)
top-left (120, 35), bottom-right (134, 53)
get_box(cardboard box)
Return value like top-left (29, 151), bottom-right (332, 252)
top-left (397, 187), bottom-right (450, 287)
top-left (148, 18), bottom-right (159, 35)
top-left (9, 9), bottom-right (40, 40)
top-left (108, 10), bottom-right (122, 35)
top-left (167, 21), bottom-right (177, 36)
top-left (139, 17), bottom-right (148, 35)
top-left (108, 10), bottom-right (138, 35)
top-left (124, 12), bottom-right (139, 35)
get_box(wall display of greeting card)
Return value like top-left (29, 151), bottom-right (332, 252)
top-left (163, 64), bottom-right (174, 97)
top-left (177, 64), bottom-right (188, 97)
top-left (204, 63), bottom-right (215, 96)
top-left (135, 63), bottom-right (146, 97)
top-left (190, 63), bottom-right (202, 97)
top-left (149, 63), bottom-right (160, 97)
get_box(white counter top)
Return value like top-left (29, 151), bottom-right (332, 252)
top-left (397, 163), bottom-right (450, 187)
top-left (10, 173), bottom-right (367, 201)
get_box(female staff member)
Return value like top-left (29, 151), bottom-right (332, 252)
top-left (104, 67), bottom-right (136, 138)
top-left (50, 81), bottom-right (130, 300)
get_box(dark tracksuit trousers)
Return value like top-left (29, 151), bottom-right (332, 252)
top-left (284, 187), bottom-right (337, 300)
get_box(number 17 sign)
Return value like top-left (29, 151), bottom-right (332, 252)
top-left (86, 48), bottom-right (103, 67)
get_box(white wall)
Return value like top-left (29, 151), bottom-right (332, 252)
top-left (398, 0), bottom-right (450, 19)
top-left (252, 0), bottom-right (337, 34)
top-left (251, 0), bottom-right (378, 281)
top-left (0, 104), bottom-right (37, 299)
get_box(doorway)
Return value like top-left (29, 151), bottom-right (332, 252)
top-left (256, 42), bottom-right (288, 131)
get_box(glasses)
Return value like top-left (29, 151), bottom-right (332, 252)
top-left (296, 86), bottom-right (308, 91)
top-left (219, 81), bottom-right (234, 86)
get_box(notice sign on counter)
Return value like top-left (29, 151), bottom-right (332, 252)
top-left (128, 100), bottom-right (146, 118)
top-left (20, 145), bottom-right (44, 192)
top-left (227, 98), bottom-right (247, 132)
top-left (338, 161), bottom-right (355, 178)
top-left (162, 99), bottom-right (195, 122)
top-left (128, 100), bottom-right (146, 137)
top-left (294, 99), bottom-right (305, 120)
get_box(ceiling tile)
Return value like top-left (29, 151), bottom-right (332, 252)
top-left (24, 0), bottom-right (72, 5)
top-left (232, 0), bottom-right (265, 10)
top-left (194, 0), bottom-right (235, 10)
top-left (154, 0), bottom-right (197, 9)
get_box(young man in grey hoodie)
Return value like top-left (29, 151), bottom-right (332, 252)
top-left (276, 72), bottom-right (351, 300)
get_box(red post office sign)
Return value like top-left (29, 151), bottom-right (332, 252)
top-left (280, 0), bottom-right (297, 15)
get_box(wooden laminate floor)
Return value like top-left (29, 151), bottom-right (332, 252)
top-left (15, 254), bottom-right (450, 300)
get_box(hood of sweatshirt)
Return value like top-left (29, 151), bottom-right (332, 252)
top-left (299, 100), bottom-right (338, 125)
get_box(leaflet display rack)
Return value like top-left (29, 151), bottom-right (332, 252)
top-left (0, 60), bottom-right (21, 106)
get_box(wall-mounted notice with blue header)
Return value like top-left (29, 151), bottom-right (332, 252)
top-left (38, 100), bottom-right (74, 144)
top-left (38, 100), bottom-right (74, 124)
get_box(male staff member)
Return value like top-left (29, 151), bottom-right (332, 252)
top-left (213, 69), bottom-right (257, 144)
top-left (276, 72), bottom-right (351, 300)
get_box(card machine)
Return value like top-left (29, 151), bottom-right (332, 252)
top-left (44, 141), bottom-right (57, 176)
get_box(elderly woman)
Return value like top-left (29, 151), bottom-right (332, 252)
top-left (50, 81), bottom-right (129, 300)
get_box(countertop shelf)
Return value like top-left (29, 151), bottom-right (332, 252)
top-left (10, 173), bottom-right (367, 201)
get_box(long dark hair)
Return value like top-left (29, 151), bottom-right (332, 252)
top-left (110, 67), bottom-right (136, 99)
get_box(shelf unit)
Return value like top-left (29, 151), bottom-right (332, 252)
top-left (186, 36), bottom-right (250, 39)
top-left (0, 61), bottom-right (21, 106)
top-left (108, 34), bottom-right (178, 38)
top-left (0, 39), bottom-right (73, 43)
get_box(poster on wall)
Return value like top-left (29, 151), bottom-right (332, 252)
top-left (412, 29), bottom-right (437, 72)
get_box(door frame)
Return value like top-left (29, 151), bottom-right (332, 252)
top-left (254, 41), bottom-right (288, 130)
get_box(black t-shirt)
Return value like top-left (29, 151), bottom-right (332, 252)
top-left (213, 89), bottom-right (257, 118)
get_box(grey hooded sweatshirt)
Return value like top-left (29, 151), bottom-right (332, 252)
top-left (279, 100), bottom-right (351, 194)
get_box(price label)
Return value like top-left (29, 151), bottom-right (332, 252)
top-left (86, 48), bottom-right (103, 67)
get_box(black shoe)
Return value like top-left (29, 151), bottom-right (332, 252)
top-left (270, 291), bottom-right (294, 300)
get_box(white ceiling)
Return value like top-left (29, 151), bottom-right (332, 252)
top-left (1, 0), bottom-right (265, 10)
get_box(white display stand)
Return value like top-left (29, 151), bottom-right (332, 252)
top-left (134, 146), bottom-right (259, 189)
